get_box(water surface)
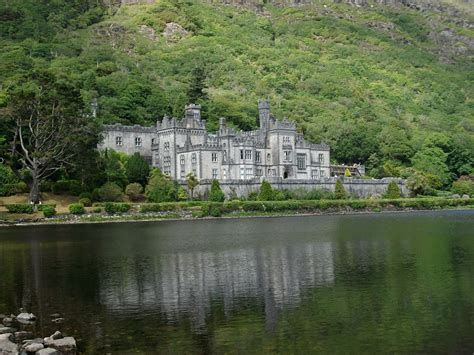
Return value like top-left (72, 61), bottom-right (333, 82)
top-left (0, 211), bottom-right (473, 353)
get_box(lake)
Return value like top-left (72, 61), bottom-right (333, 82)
top-left (0, 210), bottom-right (473, 353)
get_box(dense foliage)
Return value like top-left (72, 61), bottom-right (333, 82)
top-left (0, 0), bottom-right (473, 199)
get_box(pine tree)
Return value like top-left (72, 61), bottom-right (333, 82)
top-left (334, 179), bottom-right (347, 199)
top-left (258, 180), bottom-right (274, 201)
top-left (384, 181), bottom-right (402, 199)
top-left (209, 179), bottom-right (225, 202)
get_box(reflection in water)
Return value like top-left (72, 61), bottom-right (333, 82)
top-left (99, 242), bottom-right (334, 330)
top-left (0, 211), bottom-right (473, 353)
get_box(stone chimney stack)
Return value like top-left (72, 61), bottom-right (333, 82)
top-left (185, 104), bottom-right (201, 128)
top-left (258, 100), bottom-right (270, 129)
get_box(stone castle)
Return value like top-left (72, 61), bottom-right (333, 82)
top-left (100, 100), bottom-right (332, 181)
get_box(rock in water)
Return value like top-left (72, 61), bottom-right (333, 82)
top-left (14, 331), bottom-right (33, 341)
top-left (2, 318), bottom-right (14, 327)
top-left (24, 342), bottom-right (44, 352)
top-left (45, 337), bottom-right (76, 354)
top-left (0, 333), bottom-right (18, 354)
top-left (36, 349), bottom-right (59, 355)
top-left (50, 331), bottom-right (63, 340)
top-left (15, 313), bottom-right (36, 323)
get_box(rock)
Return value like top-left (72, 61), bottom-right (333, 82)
top-left (138, 24), bottom-right (156, 41)
top-left (16, 313), bottom-right (36, 323)
top-left (2, 317), bottom-right (14, 326)
top-left (49, 314), bottom-right (60, 318)
top-left (0, 314), bottom-right (6, 320)
top-left (50, 331), bottom-right (63, 340)
top-left (163, 22), bottom-right (189, 38)
top-left (461, 194), bottom-right (470, 199)
top-left (24, 342), bottom-right (43, 352)
top-left (36, 349), bottom-right (59, 355)
top-left (0, 327), bottom-right (16, 335)
top-left (14, 331), bottom-right (33, 341)
top-left (451, 194), bottom-right (461, 199)
top-left (45, 337), bottom-right (76, 354)
top-left (22, 338), bottom-right (43, 346)
top-left (0, 333), bottom-right (18, 354)
top-left (51, 318), bottom-right (64, 324)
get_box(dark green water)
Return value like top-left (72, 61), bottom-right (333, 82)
top-left (0, 210), bottom-right (473, 354)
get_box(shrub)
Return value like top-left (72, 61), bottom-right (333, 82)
top-left (104, 202), bottom-right (131, 214)
top-left (258, 180), bottom-right (274, 201)
top-left (125, 152), bottom-right (150, 185)
top-left (93, 207), bottom-right (102, 213)
top-left (5, 204), bottom-right (34, 214)
top-left (146, 169), bottom-right (177, 203)
top-left (40, 180), bottom-right (54, 192)
top-left (1, 182), bottom-right (28, 196)
top-left (0, 164), bottom-right (18, 196)
top-left (42, 206), bottom-right (56, 218)
top-left (125, 183), bottom-right (144, 202)
top-left (69, 203), bottom-right (85, 215)
top-left (334, 180), bottom-right (347, 199)
top-left (451, 176), bottom-right (474, 197)
top-left (78, 197), bottom-right (92, 207)
top-left (52, 180), bottom-right (82, 195)
top-left (140, 203), bottom-right (180, 213)
top-left (98, 182), bottom-right (123, 202)
top-left (37, 204), bottom-right (57, 211)
top-left (79, 192), bottom-right (93, 200)
top-left (384, 181), bottom-right (402, 199)
top-left (344, 168), bottom-right (352, 177)
top-left (209, 179), bottom-right (225, 202)
top-left (210, 204), bottom-right (222, 217)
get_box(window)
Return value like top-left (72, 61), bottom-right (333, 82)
top-left (223, 150), bottom-right (227, 162)
top-left (267, 153), bottom-right (271, 162)
top-left (246, 168), bottom-right (253, 178)
top-left (164, 142), bottom-right (170, 152)
top-left (116, 136), bottom-right (122, 146)
top-left (222, 169), bottom-right (227, 180)
top-left (135, 137), bottom-right (142, 147)
top-left (151, 138), bottom-right (155, 144)
top-left (240, 167), bottom-right (245, 180)
top-left (180, 155), bottom-right (185, 165)
top-left (212, 169), bottom-right (218, 179)
top-left (245, 150), bottom-right (252, 160)
top-left (318, 153), bottom-right (324, 164)
top-left (311, 170), bottom-right (318, 179)
top-left (163, 156), bottom-right (171, 175)
top-left (256, 151), bottom-right (261, 163)
top-left (180, 169), bottom-right (185, 179)
top-left (240, 150), bottom-right (244, 160)
top-left (284, 150), bottom-right (292, 161)
top-left (283, 136), bottom-right (290, 144)
top-left (320, 170), bottom-right (325, 178)
top-left (192, 168), bottom-right (197, 176)
top-left (256, 169), bottom-right (263, 176)
top-left (297, 154), bottom-right (306, 170)
top-left (212, 152), bottom-right (217, 162)
top-left (191, 153), bottom-right (197, 164)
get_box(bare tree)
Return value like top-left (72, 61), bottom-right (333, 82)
top-left (7, 74), bottom-right (88, 204)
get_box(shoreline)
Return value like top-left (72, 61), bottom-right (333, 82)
top-left (1, 205), bottom-right (472, 228)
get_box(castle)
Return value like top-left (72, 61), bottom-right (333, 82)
top-left (100, 100), bottom-right (332, 181)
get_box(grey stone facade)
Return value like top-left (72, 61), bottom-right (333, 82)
top-left (100, 100), bottom-right (331, 181)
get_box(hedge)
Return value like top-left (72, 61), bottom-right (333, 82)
top-left (42, 206), bottom-right (56, 218)
top-left (37, 204), bottom-right (57, 211)
top-left (69, 203), bottom-right (85, 215)
top-left (4, 204), bottom-right (34, 214)
top-left (104, 202), bottom-right (131, 214)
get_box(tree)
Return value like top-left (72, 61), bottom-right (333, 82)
top-left (98, 182), bottom-right (123, 202)
top-left (186, 173), bottom-right (199, 200)
top-left (451, 176), bottom-right (474, 196)
top-left (344, 168), bottom-right (352, 177)
top-left (411, 146), bottom-right (450, 187)
top-left (125, 152), bottom-right (149, 185)
top-left (384, 181), bottom-right (401, 199)
top-left (209, 179), bottom-right (225, 202)
top-left (258, 180), bottom-right (274, 201)
top-left (334, 179), bottom-right (347, 199)
top-left (103, 149), bottom-right (128, 188)
top-left (125, 182), bottom-right (144, 201)
top-left (6, 72), bottom-right (89, 204)
top-left (146, 168), bottom-right (177, 202)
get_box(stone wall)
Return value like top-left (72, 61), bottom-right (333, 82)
top-left (181, 177), bottom-right (408, 199)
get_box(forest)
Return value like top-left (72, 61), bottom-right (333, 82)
top-left (0, 0), bottom-right (473, 201)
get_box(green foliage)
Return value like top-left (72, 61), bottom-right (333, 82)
top-left (186, 173), bottom-right (199, 200)
top-left (5, 203), bottom-right (34, 214)
top-left (405, 169), bottom-right (437, 196)
top-left (125, 153), bottom-right (150, 185)
top-left (178, 187), bottom-right (188, 201)
top-left (125, 182), bottom-right (144, 202)
top-left (104, 202), bottom-right (131, 214)
top-left (384, 181), bottom-right (402, 199)
top-left (103, 150), bottom-right (128, 188)
top-left (0, 164), bottom-right (18, 196)
top-left (258, 180), bottom-right (274, 201)
top-left (92, 207), bottom-right (102, 213)
top-left (68, 203), bottom-right (85, 215)
top-left (334, 180), bottom-right (347, 200)
top-left (344, 168), bottom-right (352, 177)
top-left (78, 197), bottom-right (92, 207)
top-left (451, 176), bottom-right (474, 196)
top-left (79, 192), bottom-right (93, 200)
top-left (52, 180), bottom-right (82, 196)
top-left (411, 146), bottom-right (450, 187)
top-left (98, 182), bottom-right (123, 202)
top-left (146, 168), bottom-right (177, 203)
top-left (42, 206), bottom-right (56, 218)
top-left (209, 179), bottom-right (225, 202)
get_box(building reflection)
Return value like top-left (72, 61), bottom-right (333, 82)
top-left (98, 241), bottom-right (335, 330)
